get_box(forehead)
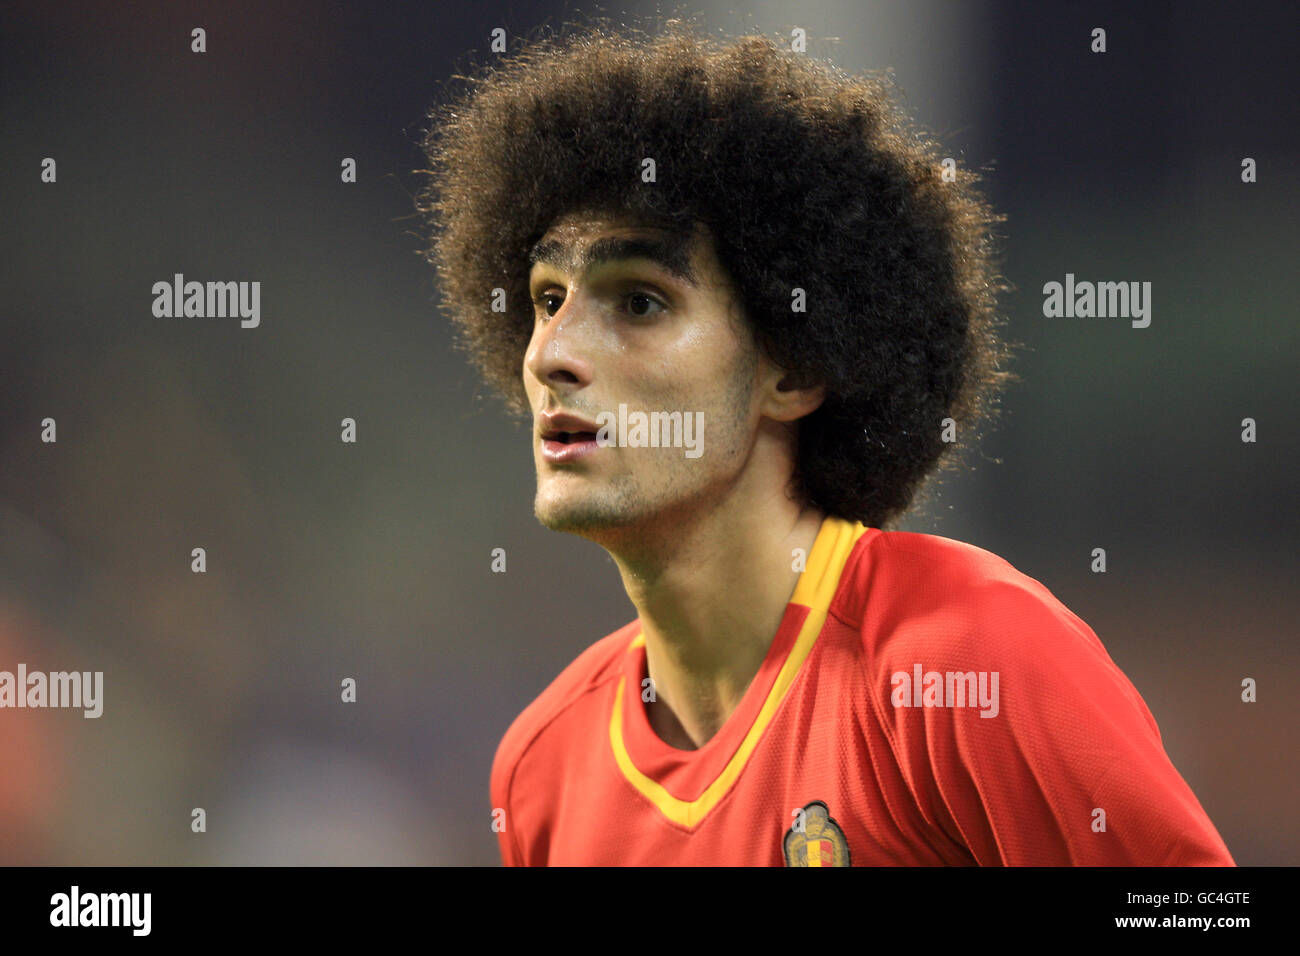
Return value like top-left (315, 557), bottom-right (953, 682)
top-left (527, 212), bottom-right (720, 288)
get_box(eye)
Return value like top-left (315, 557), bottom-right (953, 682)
top-left (624, 291), bottom-right (667, 318)
top-left (532, 293), bottom-right (563, 318)
top-left (531, 288), bottom-right (668, 320)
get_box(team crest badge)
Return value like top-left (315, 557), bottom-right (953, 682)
top-left (783, 800), bottom-right (851, 867)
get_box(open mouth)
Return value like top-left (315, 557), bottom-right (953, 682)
top-left (546, 431), bottom-right (599, 444)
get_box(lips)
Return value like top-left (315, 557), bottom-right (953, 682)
top-left (538, 411), bottom-right (603, 463)
top-left (538, 411), bottom-right (601, 443)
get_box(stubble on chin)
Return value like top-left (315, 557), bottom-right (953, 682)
top-left (533, 473), bottom-right (641, 536)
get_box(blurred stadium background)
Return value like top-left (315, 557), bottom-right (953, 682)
top-left (1, 0), bottom-right (1295, 864)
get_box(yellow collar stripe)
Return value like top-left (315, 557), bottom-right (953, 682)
top-left (609, 516), bottom-right (869, 828)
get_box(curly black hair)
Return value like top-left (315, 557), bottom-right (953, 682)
top-left (416, 18), bottom-right (1016, 529)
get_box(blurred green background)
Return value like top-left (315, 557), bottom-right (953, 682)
top-left (1, 0), bottom-right (1294, 864)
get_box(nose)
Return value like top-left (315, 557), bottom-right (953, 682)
top-left (524, 288), bottom-right (595, 391)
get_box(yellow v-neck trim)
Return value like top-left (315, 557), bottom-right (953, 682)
top-left (608, 515), bottom-right (870, 828)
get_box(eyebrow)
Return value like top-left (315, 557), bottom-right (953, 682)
top-left (527, 234), bottom-right (697, 286)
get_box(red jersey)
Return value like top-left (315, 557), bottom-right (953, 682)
top-left (490, 515), bottom-right (1235, 865)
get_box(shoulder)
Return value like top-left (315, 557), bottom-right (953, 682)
top-left (489, 619), bottom-right (637, 805)
top-left (834, 529), bottom-right (1109, 667)
top-left (841, 528), bottom-right (1039, 596)
top-left (838, 530), bottom-right (1157, 733)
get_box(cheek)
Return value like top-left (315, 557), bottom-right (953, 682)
top-left (645, 326), bottom-right (736, 391)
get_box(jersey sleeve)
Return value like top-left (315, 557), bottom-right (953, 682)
top-left (871, 576), bottom-right (1235, 866)
top-left (489, 735), bottom-right (524, 866)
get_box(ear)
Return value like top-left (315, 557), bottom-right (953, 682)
top-left (760, 362), bottom-right (826, 423)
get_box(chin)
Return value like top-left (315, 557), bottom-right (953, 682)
top-left (534, 492), bottom-right (635, 536)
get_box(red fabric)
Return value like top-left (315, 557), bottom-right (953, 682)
top-left (490, 518), bottom-right (1235, 866)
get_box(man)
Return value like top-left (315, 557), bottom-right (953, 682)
top-left (418, 22), bottom-right (1234, 865)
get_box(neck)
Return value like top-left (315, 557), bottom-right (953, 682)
top-left (605, 484), bottom-right (826, 750)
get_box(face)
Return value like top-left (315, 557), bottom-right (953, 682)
top-left (523, 210), bottom-right (763, 540)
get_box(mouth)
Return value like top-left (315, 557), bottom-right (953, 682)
top-left (539, 428), bottom-right (602, 464)
top-left (537, 409), bottom-right (605, 463)
top-left (540, 429), bottom-right (600, 444)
